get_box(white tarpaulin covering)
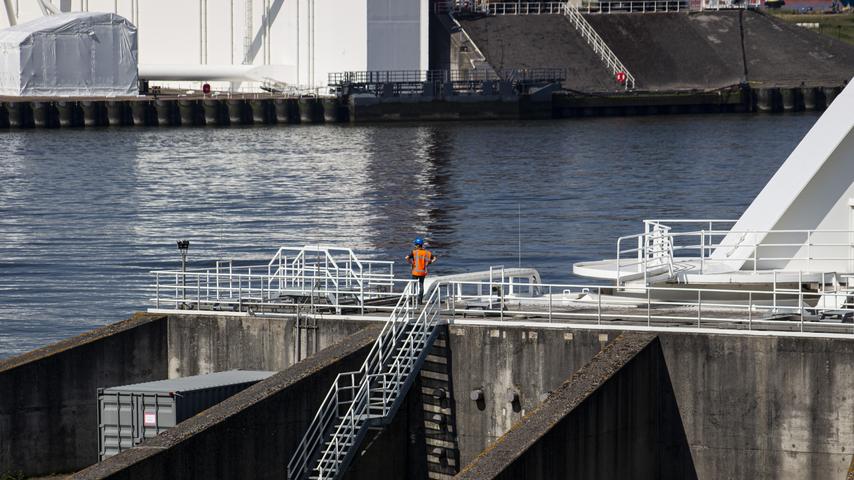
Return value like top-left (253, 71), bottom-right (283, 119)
top-left (0, 12), bottom-right (137, 97)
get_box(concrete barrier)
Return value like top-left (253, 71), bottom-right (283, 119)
top-left (70, 325), bottom-right (384, 480)
top-left (0, 314), bottom-right (169, 476)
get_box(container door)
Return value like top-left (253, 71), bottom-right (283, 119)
top-left (139, 393), bottom-right (176, 440)
top-left (98, 391), bottom-right (137, 461)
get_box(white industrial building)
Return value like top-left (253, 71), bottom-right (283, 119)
top-left (0, 0), bottom-right (429, 91)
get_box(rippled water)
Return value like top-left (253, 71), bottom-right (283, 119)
top-left (0, 113), bottom-right (821, 358)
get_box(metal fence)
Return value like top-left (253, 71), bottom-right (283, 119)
top-left (328, 68), bottom-right (567, 86)
top-left (433, 0), bottom-right (757, 14)
top-left (614, 219), bottom-right (854, 285)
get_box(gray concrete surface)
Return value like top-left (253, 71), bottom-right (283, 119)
top-left (459, 15), bottom-right (614, 92)
top-left (460, 11), bottom-right (854, 92)
top-left (167, 314), bottom-right (376, 377)
top-left (660, 333), bottom-right (854, 479)
top-left (451, 327), bottom-right (854, 479)
top-left (70, 325), bottom-right (383, 480)
top-left (447, 326), bottom-right (618, 465)
top-left (0, 313), bottom-right (168, 476)
top-left (455, 332), bottom-right (698, 479)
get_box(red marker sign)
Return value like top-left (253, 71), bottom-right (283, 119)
top-left (616, 72), bottom-right (626, 84)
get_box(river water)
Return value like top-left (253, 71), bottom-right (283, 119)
top-left (0, 113), bottom-right (821, 358)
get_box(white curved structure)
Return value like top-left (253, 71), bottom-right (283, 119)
top-left (574, 80), bottom-right (854, 288)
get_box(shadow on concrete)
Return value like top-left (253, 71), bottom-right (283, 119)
top-left (455, 334), bottom-right (698, 480)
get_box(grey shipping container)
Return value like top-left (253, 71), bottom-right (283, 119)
top-left (97, 370), bottom-right (275, 461)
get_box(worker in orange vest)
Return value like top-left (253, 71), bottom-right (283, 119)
top-left (406, 237), bottom-right (437, 304)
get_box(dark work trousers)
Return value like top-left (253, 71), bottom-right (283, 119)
top-left (413, 275), bottom-right (426, 304)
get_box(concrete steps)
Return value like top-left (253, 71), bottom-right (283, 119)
top-left (418, 330), bottom-right (462, 479)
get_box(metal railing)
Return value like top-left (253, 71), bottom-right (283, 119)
top-left (579, 0), bottom-right (689, 12)
top-left (436, 0), bottom-right (692, 15)
top-left (287, 282), bottom-right (443, 479)
top-left (433, 0), bottom-right (635, 89)
top-left (614, 220), bottom-right (854, 285)
top-left (562, 2), bottom-right (636, 89)
top-left (702, 0), bottom-right (761, 8)
top-left (438, 278), bottom-right (854, 335)
top-left (149, 246), bottom-right (399, 314)
top-left (328, 68), bottom-right (567, 86)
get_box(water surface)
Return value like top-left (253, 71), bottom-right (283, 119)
top-left (0, 113), bottom-right (820, 358)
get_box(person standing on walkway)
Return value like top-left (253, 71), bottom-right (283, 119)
top-left (406, 237), bottom-right (437, 305)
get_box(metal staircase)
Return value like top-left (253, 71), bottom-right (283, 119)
top-left (561, 2), bottom-right (636, 89)
top-left (287, 283), bottom-right (444, 480)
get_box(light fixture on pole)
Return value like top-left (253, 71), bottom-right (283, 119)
top-left (177, 240), bottom-right (189, 301)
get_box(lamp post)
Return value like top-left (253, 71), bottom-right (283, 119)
top-left (177, 240), bottom-right (189, 301)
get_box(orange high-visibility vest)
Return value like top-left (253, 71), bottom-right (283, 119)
top-left (410, 249), bottom-right (433, 277)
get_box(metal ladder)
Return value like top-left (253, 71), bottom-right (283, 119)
top-left (287, 283), bottom-right (444, 480)
top-left (561, 1), bottom-right (636, 89)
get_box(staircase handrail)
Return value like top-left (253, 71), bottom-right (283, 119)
top-left (287, 281), bottom-right (417, 479)
top-left (561, 1), bottom-right (636, 89)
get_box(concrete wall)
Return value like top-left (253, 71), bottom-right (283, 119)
top-left (460, 11), bottom-right (853, 92)
top-left (0, 314), bottom-right (168, 476)
top-left (448, 325), bottom-right (854, 479)
top-left (457, 333), bottom-right (697, 479)
top-left (167, 314), bottom-right (376, 377)
top-left (447, 326), bottom-right (617, 465)
top-left (71, 325), bottom-right (383, 480)
top-left (0, 312), bottom-right (377, 477)
top-left (660, 333), bottom-right (854, 479)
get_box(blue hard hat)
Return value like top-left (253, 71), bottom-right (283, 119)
top-left (413, 237), bottom-right (424, 246)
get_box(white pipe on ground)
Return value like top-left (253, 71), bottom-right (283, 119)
top-left (139, 64), bottom-right (295, 82)
top-left (3, 0), bottom-right (16, 25)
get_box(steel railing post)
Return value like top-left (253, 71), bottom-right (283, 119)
top-left (155, 273), bottom-right (160, 309)
top-left (647, 287), bottom-right (651, 326)
top-left (748, 291), bottom-right (752, 330)
top-left (548, 285), bottom-right (553, 323)
top-left (598, 286), bottom-right (602, 324)
top-left (697, 290), bottom-right (702, 328)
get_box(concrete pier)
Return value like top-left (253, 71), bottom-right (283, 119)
top-left (298, 97), bottom-right (324, 123)
top-left (226, 99), bottom-right (245, 125)
top-left (0, 83), bottom-right (843, 131)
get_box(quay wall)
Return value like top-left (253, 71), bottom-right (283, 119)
top-left (449, 325), bottom-right (854, 479)
top-left (0, 83), bottom-right (844, 130)
top-left (457, 11), bottom-right (854, 92)
top-left (0, 314), bottom-right (169, 476)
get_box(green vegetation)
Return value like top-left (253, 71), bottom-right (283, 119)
top-left (770, 11), bottom-right (854, 44)
top-left (0, 472), bottom-right (24, 480)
